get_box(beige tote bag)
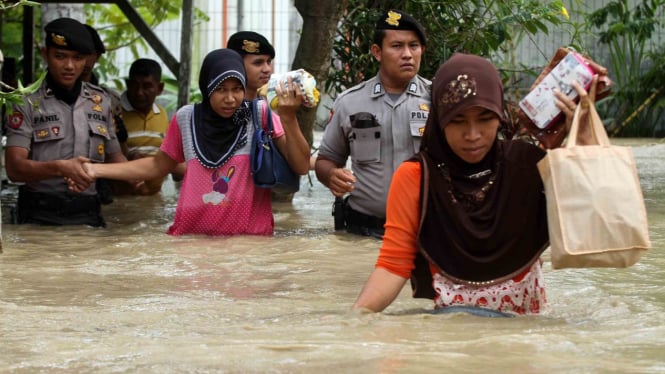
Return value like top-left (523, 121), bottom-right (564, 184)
top-left (537, 102), bottom-right (650, 269)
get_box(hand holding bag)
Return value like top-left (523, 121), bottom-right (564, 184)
top-left (537, 101), bottom-right (650, 269)
top-left (250, 99), bottom-right (300, 194)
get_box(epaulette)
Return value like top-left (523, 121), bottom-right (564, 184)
top-left (335, 80), bottom-right (368, 101)
top-left (82, 81), bottom-right (106, 95)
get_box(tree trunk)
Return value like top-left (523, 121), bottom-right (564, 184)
top-left (292, 0), bottom-right (344, 147)
top-left (268, 0), bottom-right (343, 202)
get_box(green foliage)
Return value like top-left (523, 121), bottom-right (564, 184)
top-left (327, 0), bottom-right (568, 96)
top-left (0, 71), bottom-right (45, 113)
top-left (0, 0), bottom-right (41, 108)
top-left (0, 0), bottom-right (41, 79)
top-left (0, 0), bottom-right (39, 10)
top-left (588, 0), bottom-right (665, 137)
top-left (160, 76), bottom-right (202, 114)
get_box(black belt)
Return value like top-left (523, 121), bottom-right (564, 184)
top-left (17, 186), bottom-right (105, 227)
top-left (333, 196), bottom-right (385, 239)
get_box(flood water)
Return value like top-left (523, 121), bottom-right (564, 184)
top-left (1, 139), bottom-right (664, 373)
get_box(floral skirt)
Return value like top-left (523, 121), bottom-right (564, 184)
top-left (433, 261), bottom-right (547, 315)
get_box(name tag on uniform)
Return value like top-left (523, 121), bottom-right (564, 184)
top-left (409, 111), bottom-right (428, 137)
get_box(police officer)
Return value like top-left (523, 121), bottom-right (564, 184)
top-left (315, 9), bottom-right (431, 238)
top-left (4, 17), bottom-right (127, 227)
top-left (227, 31), bottom-right (276, 101)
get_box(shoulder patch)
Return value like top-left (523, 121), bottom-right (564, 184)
top-left (8, 112), bottom-right (23, 129)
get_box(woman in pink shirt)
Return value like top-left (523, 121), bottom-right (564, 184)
top-left (74, 49), bottom-right (310, 236)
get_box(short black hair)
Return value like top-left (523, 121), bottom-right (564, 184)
top-left (128, 58), bottom-right (162, 82)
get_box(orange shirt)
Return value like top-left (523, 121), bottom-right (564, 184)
top-left (376, 161), bottom-right (423, 278)
top-left (377, 160), bottom-right (537, 282)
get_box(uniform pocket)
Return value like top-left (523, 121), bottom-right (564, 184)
top-left (88, 121), bottom-right (111, 162)
top-left (349, 112), bottom-right (381, 164)
top-left (409, 109), bottom-right (428, 153)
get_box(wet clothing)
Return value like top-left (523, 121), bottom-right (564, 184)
top-left (318, 74), bottom-right (431, 222)
top-left (161, 102), bottom-right (284, 236)
top-left (377, 161), bottom-right (547, 315)
top-left (432, 262), bottom-right (547, 315)
top-left (416, 53), bottom-right (549, 286)
top-left (6, 79), bottom-right (121, 227)
top-left (17, 186), bottom-right (104, 227)
top-left (375, 54), bottom-right (551, 315)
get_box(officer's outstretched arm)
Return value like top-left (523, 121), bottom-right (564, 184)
top-left (5, 146), bottom-right (93, 188)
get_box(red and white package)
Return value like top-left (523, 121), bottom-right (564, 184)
top-left (519, 52), bottom-right (595, 129)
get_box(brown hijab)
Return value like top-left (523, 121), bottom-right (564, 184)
top-left (411, 53), bottom-right (549, 297)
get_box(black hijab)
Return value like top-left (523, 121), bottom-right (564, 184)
top-left (192, 49), bottom-right (251, 168)
top-left (412, 54), bottom-right (549, 295)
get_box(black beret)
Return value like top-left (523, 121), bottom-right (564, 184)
top-left (227, 31), bottom-right (275, 59)
top-left (44, 17), bottom-right (95, 54)
top-left (85, 24), bottom-right (106, 55)
top-left (375, 9), bottom-right (427, 46)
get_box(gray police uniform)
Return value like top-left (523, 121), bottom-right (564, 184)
top-left (318, 74), bottom-right (431, 221)
top-left (6, 81), bottom-right (122, 225)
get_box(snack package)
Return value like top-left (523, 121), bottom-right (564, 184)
top-left (258, 69), bottom-right (320, 110)
top-left (519, 51), bottom-right (595, 129)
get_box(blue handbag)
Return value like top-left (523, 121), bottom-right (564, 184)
top-left (250, 99), bottom-right (300, 193)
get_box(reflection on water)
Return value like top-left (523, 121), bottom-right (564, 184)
top-left (1, 140), bottom-right (664, 372)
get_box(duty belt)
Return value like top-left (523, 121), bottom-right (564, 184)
top-left (17, 186), bottom-right (105, 227)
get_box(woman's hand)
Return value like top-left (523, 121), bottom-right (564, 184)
top-left (66, 161), bottom-right (95, 193)
top-left (274, 76), bottom-right (303, 117)
top-left (554, 74), bottom-right (599, 145)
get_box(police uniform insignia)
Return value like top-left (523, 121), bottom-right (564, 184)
top-left (36, 129), bottom-right (49, 139)
top-left (419, 103), bottom-right (429, 112)
top-left (96, 124), bottom-right (108, 136)
top-left (373, 82), bottom-right (382, 94)
top-left (385, 10), bottom-right (402, 26)
top-left (92, 94), bottom-right (103, 112)
top-left (242, 40), bottom-right (260, 54)
top-left (50, 33), bottom-right (67, 46)
top-left (408, 82), bottom-right (417, 93)
top-left (98, 143), bottom-right (105, 155)
top-left (419, 126), bottom-right (425, 136)
top-left (8, 112), bottom-right (23, 129)
top-left (51, 126), bottom-right (60, 136)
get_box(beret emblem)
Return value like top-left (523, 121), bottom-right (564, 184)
top-left (241, 40), bottom-right (260, 54)
top-left (385, 10), bottom-right (402, 26)
top-left (51, 33), bottom-right (67, 46)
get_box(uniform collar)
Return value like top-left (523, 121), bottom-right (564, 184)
top-left (370, 74), bottom-right (424, 99)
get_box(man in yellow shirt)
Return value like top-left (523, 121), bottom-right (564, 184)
top-left (118, 58), bottom-right (184, 195)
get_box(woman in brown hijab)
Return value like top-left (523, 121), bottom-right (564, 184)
top-left (352, 53), bottom-right (597, 316)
